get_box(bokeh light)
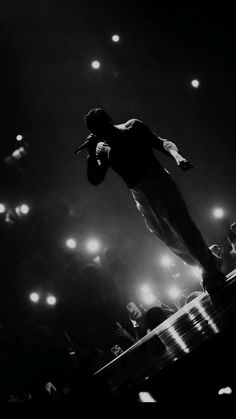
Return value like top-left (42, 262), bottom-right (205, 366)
top-left (218, 386), bottom-right (232, 396)
top-left (191, 79), bottom-right (200, 88)
top-left (20, 204), bottom-right (30, 214)
top-left (190, 266), bottom-right (203, 278)
top-left (112, 34), bottom-right (120, 42)
top-left (0, 203), bottom-right (6, 213)
top-left (86, 238), bottom-right (101, 253)
top-left (16, 134), bottom-right (23, 141)
top-left (66, 238), bottom-right (77, 249)
top-left (29, 292), bottom-right (40, 303)
top-left (160, 255), bottom-right (174, 268)
top-left (46, 295), bottom-right (57, 306)
top-left (140, 284), bottom-right (157, 305)
top-left (91, 60), bottom-right (101, 69)
top-left (167, 286), bottom-right (181, 300)
top-left (212, 207), bottom-right (225, 219)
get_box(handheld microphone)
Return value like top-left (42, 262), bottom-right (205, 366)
top-left (74, 134), bottom-right (97, 155)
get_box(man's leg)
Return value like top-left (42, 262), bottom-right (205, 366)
top-left (131, 184), bottom-right (197, 266)
top-left (158, 171), bottom-right (226, 293)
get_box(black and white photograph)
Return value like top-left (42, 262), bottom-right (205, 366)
top-left (0, 0), bottom-right (235, 407)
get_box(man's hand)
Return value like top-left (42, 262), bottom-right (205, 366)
top-left (87, 134), bottom-right (98, 155)
top-left (178, 160), bottom-right (195, 171)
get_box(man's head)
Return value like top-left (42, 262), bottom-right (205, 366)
top-left (145, 307), bottom-right (167, 330)
top-left (84, 108), bottom-right (113, 136)
top-left (209, 244), bottom-right (222, 259)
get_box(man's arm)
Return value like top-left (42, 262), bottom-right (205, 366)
top-left (87, 141), bottom-right (109, 185)
top-left (153, 135), bottom-right (194, 170)
top-left (134, 119), bottom-right (194, 170)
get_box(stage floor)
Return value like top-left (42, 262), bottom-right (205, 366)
top-left (93, 270), bottom-right (236, 404)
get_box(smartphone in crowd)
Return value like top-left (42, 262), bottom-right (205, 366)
top-left (126, 301), bottom-right (142, 319)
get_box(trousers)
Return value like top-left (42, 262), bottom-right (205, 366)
top-left (130, 165), bottom-right (217, 275)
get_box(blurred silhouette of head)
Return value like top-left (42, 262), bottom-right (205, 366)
top-left (84, 108), bottom-right (113, 136)
top-left (145, 307), bottom-right (167, 330)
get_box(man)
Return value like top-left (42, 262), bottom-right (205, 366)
top-left (84, 108), bottom-right (226, 295)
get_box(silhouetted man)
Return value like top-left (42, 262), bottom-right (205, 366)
top-left (84, 108), bottom-right (226, 295)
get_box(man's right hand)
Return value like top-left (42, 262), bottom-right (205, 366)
top-left (87, 134), bottom-right (98, 155)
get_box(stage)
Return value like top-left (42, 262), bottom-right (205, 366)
top-left (93, 270), bottom-right (236, 405)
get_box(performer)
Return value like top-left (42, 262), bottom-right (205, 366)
top-left (82, 108), bottom-right (226, 295)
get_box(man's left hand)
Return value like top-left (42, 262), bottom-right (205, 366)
top-left (178, 160), bottom-right (195, 171)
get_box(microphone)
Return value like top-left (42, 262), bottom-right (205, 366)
top-left (74, 134), bottom-right (98, 155)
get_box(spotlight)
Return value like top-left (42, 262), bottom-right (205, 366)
top-left (46, 295), bottom-right (57, 306)
top-left (66, 238), bottom-right (77, 249)
top-left (20, 204), bottom-right (30, 215)
top-left (0, 203), bottom-right (6, 213)
top-left (140, 284), bottom-right (157, 305)
top-left (191, 79), bottom-right (200, 88)
top-left (112, 34), bottom-right (120, 42)
top-left (4, 145), bottom-right (28, 165)
top-left (93, 256), bottom-right (101, 264)
top-left (190, 266), bottom-right (202, 278)
top-left (140, 285), bottom-right (151, 294)
top-left (212, 207), bottom-right (225, 219)
top-left (86, 238), bottom-right (101, 253)
top-left (160, 255), bottom-right (174, 268)
top-left (16, 134), bottom-right (23, 142)
top-left (138, 392), bottom-right (156, 403)
top-left (142, 293), bottom-right (157, 306)
top-left (218, 387), bottom-right (232, 396)
top-left (91, 60), bottom-right (101, 69)
top-left (167, 286), bottom-right (181, 300)
top-left (15, 207), bottom-right (21, 216)
top-left (29, 292), bottom-right (40, 303)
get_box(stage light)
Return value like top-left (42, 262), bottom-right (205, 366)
top-left (212, 207), bottom-right (225, 219)
top-left (20, 204), bottom-right (30, 214)
top-left (0, 204), bottom-right (6, 213)
top-left (112, 34), bottom-right (120, 42)
top-left (140, 285), bottom-right (151, 294)
top-left (142, 293), bottom-right (157, 305)
top-left (138, 392), bottom-right (156, 402)
top-left (15, 207), bottom-right (21, 216)
top-left (218, 387), bottom-right (232, 396)
top-left (160, 255), bottom-right (174, 268)
top-left (66, 238), bottom-right (77, 249)
top-left (167, 286), bottom-right (181, 300)
top-left (190, 266), bottom-right (202, 278)
top-left (16, 134), bottom-right (23, 142)
top-left (4, 146), bottom-right (28, 165)
top-left (86, 238), bottom-right (101, 253)
top-left (93, 256), bottom-right (101, 264)
top-left (29, 292), bottom-right (40, 303)
top-left (46, 295), bottom-right (57, 306)
top-left (191, 79), bottom-right (200, 88)
top-left (140, 284), bottom-right (157, 305)
top-left (91, 60), bottom-right (101, 69)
